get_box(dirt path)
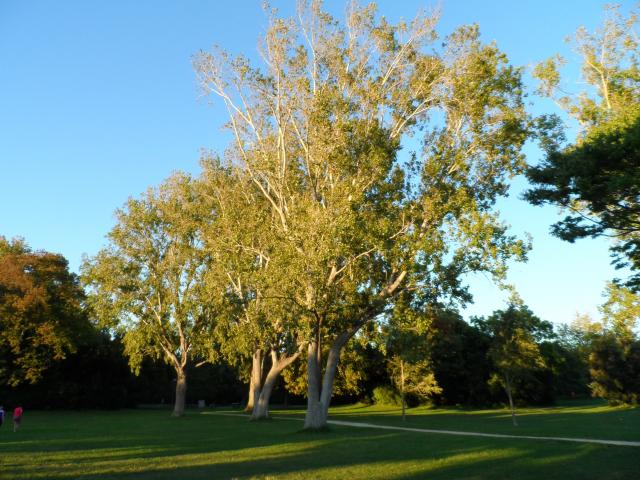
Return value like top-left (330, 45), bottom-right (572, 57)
top-left (212, 412), bottom-right (640, 447)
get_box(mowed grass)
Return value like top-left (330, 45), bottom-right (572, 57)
top-left (273, 399), bottom-right (640, 441)
top-left (0, 400), bottom-right (637, 479)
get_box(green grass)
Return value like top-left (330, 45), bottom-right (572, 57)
top-left (0, 400), bottom-right (637, 479)
top-left (273, 398), bottom-right (640, 441)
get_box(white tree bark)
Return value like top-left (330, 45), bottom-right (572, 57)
top-left (304, 330), bottom-right (354, 429)
top-left (172, 368), bottom-right (187, 417)
top-left (251, 349), bottom-right (301, 420)
top-left (304, 340), bottom-right (324, 429)
top-left (245, 349), bottom-right (263, 413)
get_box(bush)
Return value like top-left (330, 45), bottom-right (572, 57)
top-left (372, 386), bottom-right (402, 406)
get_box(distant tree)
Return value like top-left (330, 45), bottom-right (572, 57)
top-left (589, 333), bottom-right (640, 405)
top-left (385, 297), bottom-right (441, 420)
top-left (526, 5), bottom-right (640, 290)
top-left (0, 237), bottom-right (88, 387)
top-left (426, 309), bottom-right (492, 406)
top-left (600, 282), bottom-right (640, 341)
top-left (588, 282), bottom-right (640, 405)
top-left (548, 313), bottom-right (602, 398)
top-left (82, 173), bottom-right (219, 416)
top-left (474, 303), bottom-right (553, 425)
top-left (556, 312), bottom-right (603, 350)
top-left (387, 357), bottom-right (440, 420)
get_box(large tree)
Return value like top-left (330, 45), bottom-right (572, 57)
top-left (198, 161), bottom-right (305, 420)
top-left (195, 1), bottom-right (530, 428)
top-left (0, 237), bottom-right (88, 387)
top-left (526, 5), bottom-right (640, 289)
top-left (82, 173), bottom-right (219, 416)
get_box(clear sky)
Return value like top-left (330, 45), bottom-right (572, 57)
top-left (0, 0), bottom-right (631, 325)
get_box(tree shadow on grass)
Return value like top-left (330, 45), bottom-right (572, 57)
top-left (4, 415), bottom-right (638, 480)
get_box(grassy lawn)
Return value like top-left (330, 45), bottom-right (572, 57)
top-left (273, 399), bottom-right (640, 441)
top-left (0, 401), bottom-right (637, 479)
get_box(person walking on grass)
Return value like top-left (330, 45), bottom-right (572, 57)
top-left (0, 406), bottom-right (4, 428)
top-left (13, 406), bottom-right (23, 432)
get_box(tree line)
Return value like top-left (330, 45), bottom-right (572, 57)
top-left (1, 243), bottom-right (637, 421)
top-left (1, 2), bottom-right (638, 428)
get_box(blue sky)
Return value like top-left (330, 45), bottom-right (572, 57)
top-left (0, 1), bottom-right (630, 325)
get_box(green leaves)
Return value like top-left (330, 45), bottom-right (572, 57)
top-left (599, 282), bottom-right (640, 342)
top-left (527, 5), bottom-right (640, 290)
top-left (0, 238), bottom-right (88, 386)
top-left (526, 104), bottom-right (640, 288)
top-left (81, 173), bottom-right (219, 375)
top-left (474, 304), bottom-right (553, 395)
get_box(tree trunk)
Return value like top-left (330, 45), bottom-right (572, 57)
top-left (245, 350), bottom-right (263, 413)
top-left (504, 372), bottom-right (517, 426)
top-left (304, 331), bottom-right (352, 430)
top-left (251, 370), bottom-right (278, 420)
top-left (246, 380), bottom-right (255, 413)
top-left (172, 368), bottom-right (187, 417)
top-left (304, 340), bottom-right (324, 429)
top-left (401, 360), bottom-right (406, 422)
top-left (251, 349), bottom-right (302, 421)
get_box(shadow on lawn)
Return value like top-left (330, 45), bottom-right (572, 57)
top-left (4, 413), bottom-right (638, 480)
top-left (18, 433), bottom-right (638, 480)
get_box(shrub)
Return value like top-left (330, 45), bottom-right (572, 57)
top-left (372, 386), bottom-right (402, 406)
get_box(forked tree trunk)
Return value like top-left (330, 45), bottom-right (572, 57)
top-left (172, 369), bottom-right (187, 417)
top-left (304, 331), bottom-right (352, 429)
top-left (251, 349), bottom-right (301, 420)
top-left (251, 369), bottom-right (279, 420)
top-left (504, 372), bottom-right (518, 426)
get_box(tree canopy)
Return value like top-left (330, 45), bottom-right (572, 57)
top-left (474, 302), bottom-right (554, 424)
top-left (195, 0), bottom-right (531, 429)
top-left (526, 5), bottom-right (640, 289)
top-left (0, 237), bottom-right (88, 386)
top-left (82, 173), bottom-right (219, 416)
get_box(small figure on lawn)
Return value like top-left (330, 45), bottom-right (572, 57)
top-left (0, 406), bottom-right (4, 428)
top-left (13, 406), bottom-right (23, 432)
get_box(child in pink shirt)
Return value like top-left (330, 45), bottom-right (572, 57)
top-left (13, 406), bottom-right (23, 432)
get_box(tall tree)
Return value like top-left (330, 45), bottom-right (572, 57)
top-left (198, 161), bottom-right (305, 420)
top-left (82, 173), bottom-right (218, 416)
top-left (0, 237), bottom-right (88, 387)
top-left (195, 1), bottom-right (530, 429)
top-left (474, 303), bottom-right (553, 426)
top-left (527, 5), bottom-right (640, 289)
